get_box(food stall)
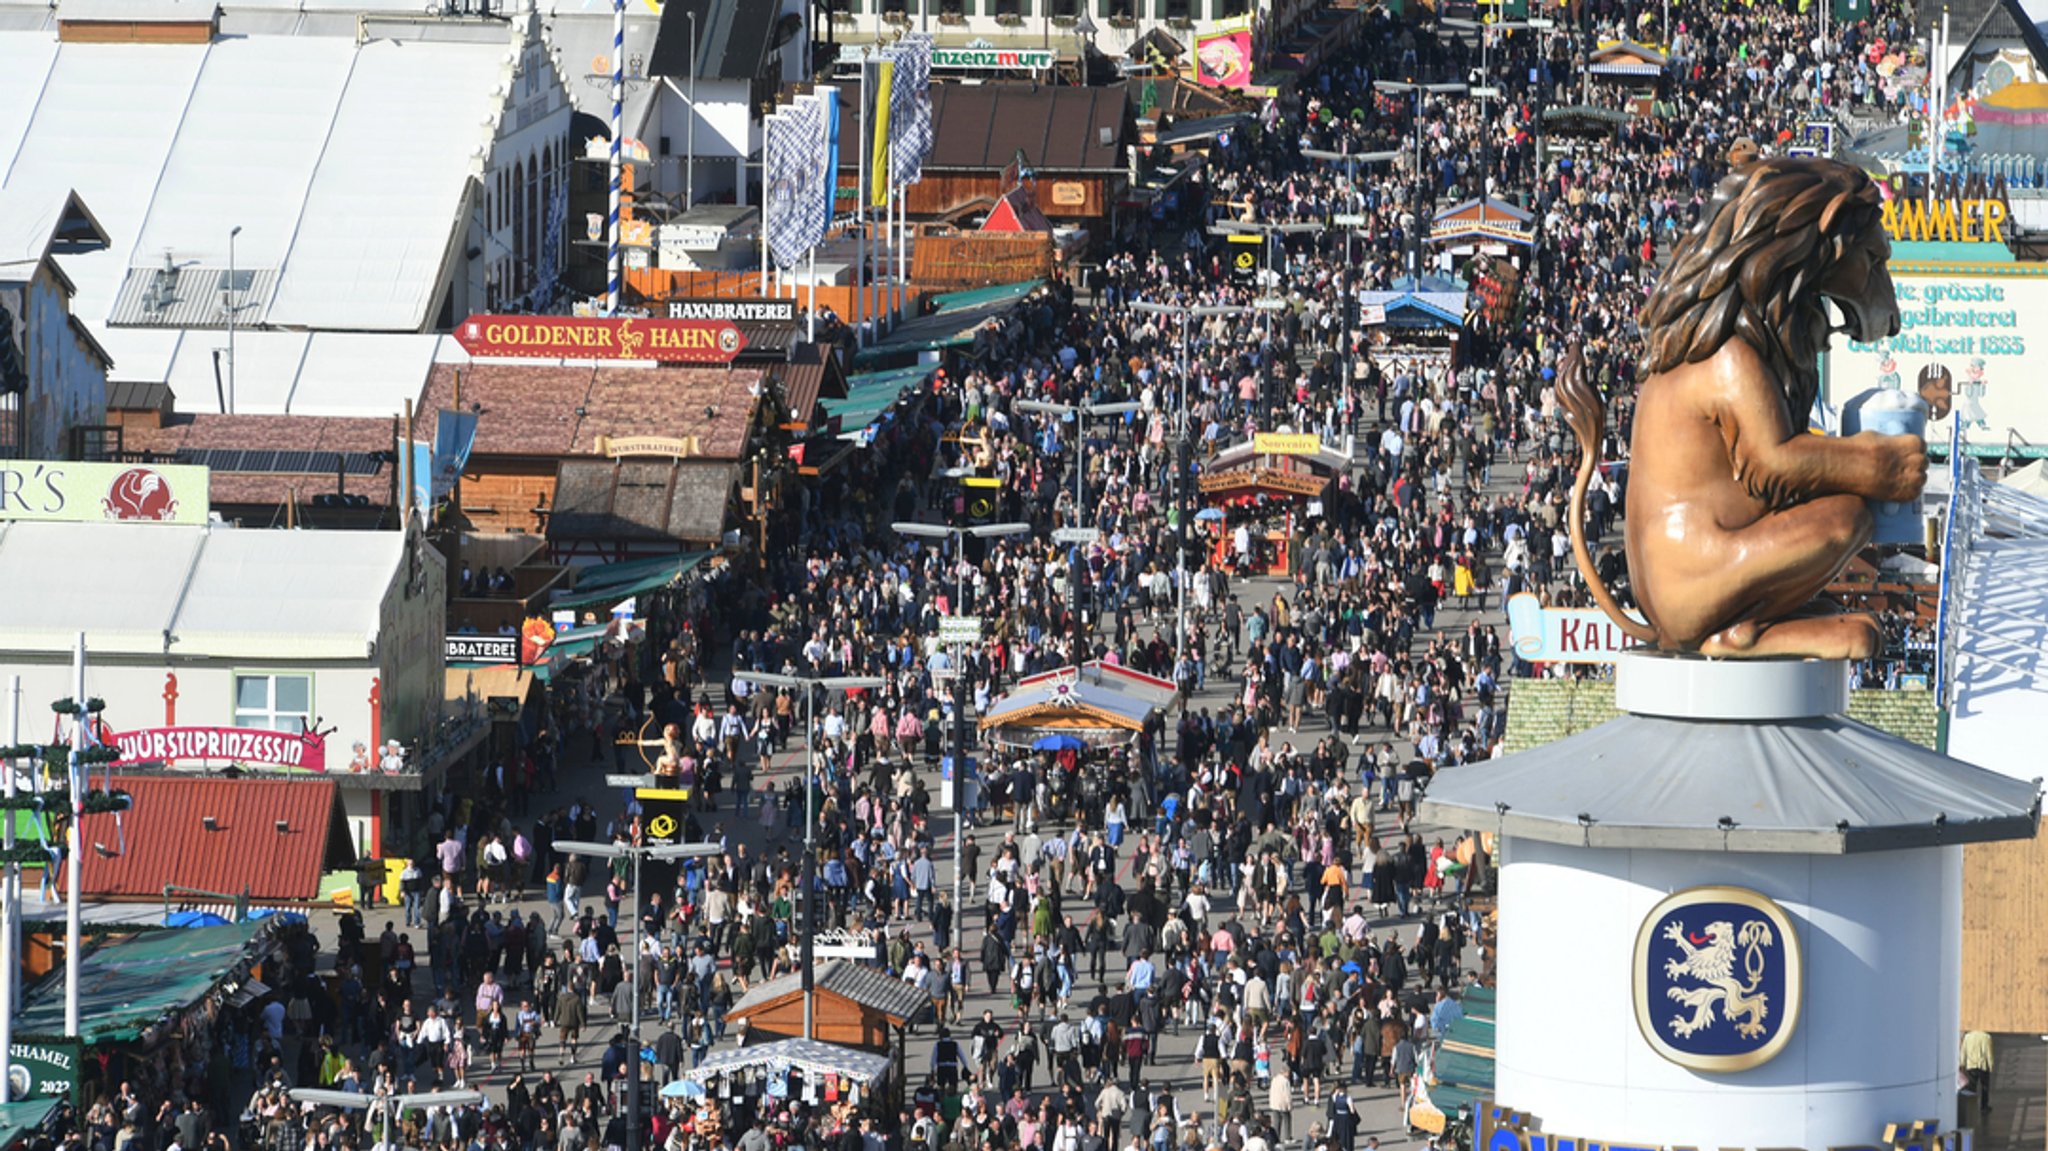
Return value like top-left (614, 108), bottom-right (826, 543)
top-left (664, 1038), bottom-right (895, 1137)
top-left (1199, 433), bottom-right (1356, 575)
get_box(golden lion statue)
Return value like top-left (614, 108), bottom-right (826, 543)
top-left (1563, 157), bottom-right (1927, 660)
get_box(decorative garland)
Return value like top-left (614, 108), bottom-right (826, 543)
top-left (49, 699), bottom-right (105, 716)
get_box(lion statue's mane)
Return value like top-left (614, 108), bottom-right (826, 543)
top-left (1637, 157), bottom-right (1886, 428)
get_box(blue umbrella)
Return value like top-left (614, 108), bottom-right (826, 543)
top-left (1034, 734), bottom-right (1086, 752)
top-left (1195, 508), bottom-right (1226, 522)
top-left (165, 910), bottom-right (230, 928)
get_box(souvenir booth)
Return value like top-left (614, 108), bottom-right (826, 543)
top-left (1358, 275), bottom-right (1468, 370)
top-left (1585, 40), bottom-right (1668, 117)
top-left (979, 662), bottom-right (1177, 750)
top-left (1199, 435), bottom-right (1355, 576)
top-left (980, 662), bottom-right (1177, 830)
top-left (664, 1039), bottom-right (894, 1142)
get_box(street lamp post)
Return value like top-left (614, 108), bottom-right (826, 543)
top-left (552, 839), bottom-right (721, 1151)
top-left (1014, 399), bottom-right (1139, 662)
top-left (885, 522), bottom-right (1028, 952)
top-left (1371, 79), bottom-right (1468, 279)
top-left (289, 1089), bottom-right (486, 1151)
top-left (226, 224), bottom-right (242, 414)
top-left (1129, 303), bottom-right (1253, 669)
top-left (685, 11), bottom-right (697, 212)
top-left (740, 671), bottom-right (887, 1038)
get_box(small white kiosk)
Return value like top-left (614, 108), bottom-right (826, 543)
top-left (1422, 653), bottom-right (2038, 1149)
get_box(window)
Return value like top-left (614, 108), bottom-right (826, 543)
top-left (1165, 0), bottom-right (1191, 18)
top-left (1050, 0), bottom-right (1077, 14)
top-left (1216, 0), bottom-right (1247, 15)
top-left (235, 674), bottom-right (312, 734)
top-left (995, 0), bottom-right (1021, 14)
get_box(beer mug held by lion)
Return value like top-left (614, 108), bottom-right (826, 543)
top-left (1561, 157), bottom-right (1927, 661)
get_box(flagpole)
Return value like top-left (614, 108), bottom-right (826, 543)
top-left (606, 0), bottom-right (623, 316)
top-left (1, 675), bottom-right (19, 1103)
top-left (807, 247), bottom-right (817, 343)
top-left (63, 634), bottom-right (83, 1038)
top-left (856, 54), bottom-right (869, 348)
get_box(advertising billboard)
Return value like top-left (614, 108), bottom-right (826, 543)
top-left (1825, 268), bottom-right (2048, 456)
top-left (0, 461), bottom-right (211, 525)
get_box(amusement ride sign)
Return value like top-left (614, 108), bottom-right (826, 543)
top-left (455, 315), bottom-right (747, 364)
top-left (112, 726), bottom-right (329, 772)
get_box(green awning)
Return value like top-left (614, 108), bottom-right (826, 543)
top-left (16, 921), bottom-right (270, 1046)
top-left (551, 552), bottom-right (711, 612)
top-left (824, 367), bottom-right (933, 430)
top-left (1439, 1015), bottom-right (1496, 1052)
top-left (928, 279), bottom-right (1045, 313)
top-left (0, 1098), bottom-right (60, 1148)
top-left (854, 280), bottom-right (1048, 366)
top-left (1461, 985), bottom-right (1496, 1022)
top-left (1433, 1047), bottom-right (1495, 1091)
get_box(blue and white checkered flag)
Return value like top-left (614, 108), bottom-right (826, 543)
top-left (900, 35), bottom-right (934, 186)
top-left (764, 109), bottom-right (809, 271)
top-left (804, 87), bottom-right (842, 252)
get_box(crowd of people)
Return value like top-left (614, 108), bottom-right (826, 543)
top-left (54, 5), bottom-right (1939, 1151)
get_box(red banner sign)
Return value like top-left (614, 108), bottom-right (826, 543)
top-left (454, 315), bottom-right (747, 364)
top-left (112, 727), bottom-right (329, 772)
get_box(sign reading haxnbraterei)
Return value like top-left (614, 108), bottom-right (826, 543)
top-left (666, 298), bottom-right (797, 323)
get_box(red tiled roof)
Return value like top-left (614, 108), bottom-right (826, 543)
top-left (417, 363), bottom-right (763, 460)
top-left (74, 776), bottom-right (343, 903)
top-left (125, 414), bottom-right (397, 509)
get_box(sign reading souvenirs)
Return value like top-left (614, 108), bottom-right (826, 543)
top-left (454, 315), bottom-right (747, 364)
top-left (1633, 885), bottom-right (1802, 1071)
top-left (446, 634), bottom-right (520, 664)
top-left (0, 461), bottom-right (210, 525)
top-left (666, 298), bottom-right (797, 323)
top-left (931, 48), bottom-right (1055, 71)
top-left (1505, 593), bottom-right (1644, 663)
top-left (1475, 1103), bottom-right (1970, 1151)
top-left (112, 726), bottom-right (330, 772)
top-left (1252, 432), bottom-right (1322, 456)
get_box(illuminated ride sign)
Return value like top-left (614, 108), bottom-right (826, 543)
top-left (454, 315), bottom-right (747, 364)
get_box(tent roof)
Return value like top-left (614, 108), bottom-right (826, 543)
top-left (1421, 710), bottom-right (2041, 853)
top-left (680, 1038), bottom-right (892, 1086)
top-left (981, 186), bottom-right (1053, 234)
top-left (0, 31), bottom-right (532, 340)
top-left (0, 521), bottom-right (401, 659)
top-left (15, 921), bottom-right (273, 1045)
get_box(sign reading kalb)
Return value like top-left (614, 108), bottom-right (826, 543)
top-left (455, 315), bottom-right (747, 364)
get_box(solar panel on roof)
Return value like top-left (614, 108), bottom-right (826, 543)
top-left (343, 452), bottom-right (382, 476)
top-left (240, 450), bottom-right (279, 472)
top-left (274, 451), bottom-right (313, 473)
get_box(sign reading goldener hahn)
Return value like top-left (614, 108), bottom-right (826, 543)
top-left (454, 315), bottom-right (747, 364)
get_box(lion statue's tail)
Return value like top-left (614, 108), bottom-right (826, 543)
top-left (1558, 347), bottom-right (1658, 646)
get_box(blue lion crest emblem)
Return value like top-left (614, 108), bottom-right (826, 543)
top-left (1633, 886), bottom-right (1802, 1071)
